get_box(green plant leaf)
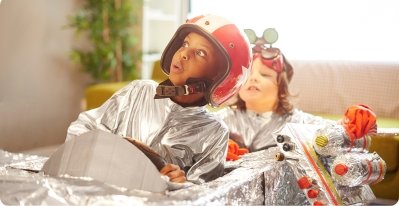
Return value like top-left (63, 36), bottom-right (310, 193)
top-left (67, 0), bottom-right (143, 83)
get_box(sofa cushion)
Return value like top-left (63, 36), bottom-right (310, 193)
top-left (290, 61), bottom-right (399, 119)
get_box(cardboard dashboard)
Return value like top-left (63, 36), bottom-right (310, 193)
top-left (41, 129), bottom-right (168, 193)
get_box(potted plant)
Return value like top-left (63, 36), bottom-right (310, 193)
top-left (67, 0), bottom-right (143, 109)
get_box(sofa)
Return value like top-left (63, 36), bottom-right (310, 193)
top-left (85, 60), bottom-right (167, 110)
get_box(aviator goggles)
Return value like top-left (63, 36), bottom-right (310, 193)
top-left (244, 28), bottom-right (284, 73)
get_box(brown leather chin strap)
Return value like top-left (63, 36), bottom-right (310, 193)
top-left (154, 78), bottom-right (212, 107)
top-left (154, 78), bottom-right (209, 98)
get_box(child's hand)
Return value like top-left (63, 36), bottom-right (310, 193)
top-left (160, 164), bottom-right (186, 183)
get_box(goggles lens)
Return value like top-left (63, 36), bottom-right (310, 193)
top-left (244, 28), bottom-right (279, 45)
top-left (244, 29), bottom-right (257, 44)
top-left (263, 28), bottom-right (278, 44)
top-left (245, 28), bottom-right (283, 72)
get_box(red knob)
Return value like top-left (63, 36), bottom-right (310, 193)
top-left (334, 163), bottom-right (349, 176)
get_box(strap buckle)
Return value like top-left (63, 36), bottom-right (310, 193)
top-left (183, 85), bottom-right (189, 95)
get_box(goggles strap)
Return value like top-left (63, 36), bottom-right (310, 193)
top-left (254, 53), bottom-right (284, 73)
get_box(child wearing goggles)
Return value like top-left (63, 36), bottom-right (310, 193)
top-left (218, 28), bottom-right (333, 152)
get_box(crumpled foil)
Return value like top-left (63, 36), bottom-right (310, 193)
top-left (264, 161), bottom-right (309, 205)
top-left (0, 148), bottom-right (284, 205)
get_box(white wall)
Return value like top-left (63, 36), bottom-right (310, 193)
top-left (0, 0), bottom-right (90, 152)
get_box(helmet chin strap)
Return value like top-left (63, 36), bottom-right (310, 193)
top-left (154, 78), bottom-right (211, 99)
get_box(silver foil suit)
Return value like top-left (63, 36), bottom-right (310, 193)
top-left (217, 108), bottom-right (335, 151)
top-left (66, 80), bottom-right (229, 184)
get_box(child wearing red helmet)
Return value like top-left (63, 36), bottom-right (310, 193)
top-left (66, 14), bottom-right (251, 184)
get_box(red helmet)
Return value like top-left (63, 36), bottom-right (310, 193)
top-left (160, 14), bottom-right (252, 107)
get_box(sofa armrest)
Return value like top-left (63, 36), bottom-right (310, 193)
top-left (368, 129), bottom-right (399, 200)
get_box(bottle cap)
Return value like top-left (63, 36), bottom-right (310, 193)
top-left (307, 189), bottom-right (319, 198)
top-left (297, 176), bottom-right (312, 189)
top-left (275, 152), bottom-right (285, 161)
top-left (276, 134), bottom-right (285, 143)
top-left (334, 163), bottom-right (348, 175)
top-left (313, 200), bottom-right (324, 206)
top-left (282, 143), bottom-right (292, 151)
top-left (315, 135), bottom-right (329, 147)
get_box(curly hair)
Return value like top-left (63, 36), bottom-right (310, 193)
top-left (232, 54), bottom-right (294, 116)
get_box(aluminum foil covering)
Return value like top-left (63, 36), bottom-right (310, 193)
top-left (313, 123), bottom-right (371, 156)
top-left (65, 80), bottom-right (229, 184)
top-left (0, 148), bottom-right (282, 205)
top-left (273, 123), bottom-right (377, 205)
top-left (264, 161), bottom-right (309, 205)
top-left (217, 108), bottom-right (335, 151)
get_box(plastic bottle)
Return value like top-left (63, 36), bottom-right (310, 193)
top-left (331, 152), bottom-right (386, 187)
top-left (313, 123), bottom-right (371, 157)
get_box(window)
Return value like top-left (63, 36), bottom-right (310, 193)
top-left (189, 0), bottom-right (399, 62)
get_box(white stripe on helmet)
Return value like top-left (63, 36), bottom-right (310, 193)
top-left (194, 14), bottom-right (232, 33)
